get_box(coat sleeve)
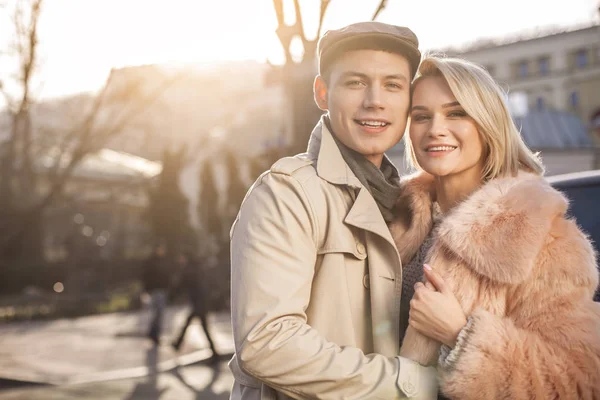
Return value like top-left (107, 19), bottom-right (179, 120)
top-left (437, 306), bottom-right (600, 400)
top-left (230, 171), bottom-right (437, 400)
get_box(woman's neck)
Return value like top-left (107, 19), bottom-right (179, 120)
top-left (435, 169), bottom-right (484, 214)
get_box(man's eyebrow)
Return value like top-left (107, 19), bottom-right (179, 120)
top-left (384, 74), bottom-right (409, 82)
top-left (338, 71), bottom-right (408, 82)
top-left (339, 71), bottom-right (369, 79)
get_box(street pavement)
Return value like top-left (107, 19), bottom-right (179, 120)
top-left (0, 359), bottom-right (233, 400)
top-left (0, 304), bottom-right (235, 399)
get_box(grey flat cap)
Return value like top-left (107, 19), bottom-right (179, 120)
top-left (318, 21), bottom-right (421, 79)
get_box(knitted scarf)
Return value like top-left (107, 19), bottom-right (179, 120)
top-left (328, 120), bottom-right (402, 223)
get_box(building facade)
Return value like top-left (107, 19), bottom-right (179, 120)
top-left (450, 24), bottom-right (600, 129)
top-left (389, 23), bottom-right (600, 175)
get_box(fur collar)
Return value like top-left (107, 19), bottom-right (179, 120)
top-left (390, 171), bottom-right (584, 285)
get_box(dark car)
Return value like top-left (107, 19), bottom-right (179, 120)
top-left (548, 169), bottom-right (600, 302)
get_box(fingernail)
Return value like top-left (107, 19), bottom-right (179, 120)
top-left (424, 264), bottom-right (432, 271)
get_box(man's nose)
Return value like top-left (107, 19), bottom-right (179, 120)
top-left (363, 86), bottom-right (384, 109)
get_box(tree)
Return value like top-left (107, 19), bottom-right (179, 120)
top-left (0, 0), bottom-right (44, 260)
top-left (269, 0), bottom-right (389, 155)
top-left (0, 0), bottom-right (185, 259)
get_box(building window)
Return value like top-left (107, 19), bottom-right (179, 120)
top-left (536, 97), bottom-right (545, 110)
top-left (538, 57), bottom-right (550, 75)
top-left (576, 49), bottom-right (588, 69)
top-left (569, 91), bottom-right (579, 108)
top-left (519, 61), bottom-right (528, 77)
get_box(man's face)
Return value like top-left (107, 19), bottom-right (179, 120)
top-left (314, 49), bottom-right (411, 167)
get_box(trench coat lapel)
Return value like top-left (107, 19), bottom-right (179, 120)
top-left (344, 187), bottom-right (396, 249)
top-left (308, 117), bottom-right (403, 354)
top-left (309, 116), bottom-right (399, 250)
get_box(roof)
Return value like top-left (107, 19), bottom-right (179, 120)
top-left (514, 110), bottom-right (592, 150)
top-left (76, 149), bottom-right (162, 181)
top-left (432, 22), bottom-right (599, 55)
top-left (39, 148), bottom-right (162, 183)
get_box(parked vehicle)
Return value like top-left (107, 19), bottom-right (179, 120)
top-left (548, 169), bottom-right (600, 302)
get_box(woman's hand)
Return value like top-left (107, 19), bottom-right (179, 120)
top-left (409, 264), bottom-right (467, 347)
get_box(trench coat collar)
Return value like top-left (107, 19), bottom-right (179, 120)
top-left (306, 116), bottom-right (399, 249)
top-left (306, 116), bottom-right (362, 188)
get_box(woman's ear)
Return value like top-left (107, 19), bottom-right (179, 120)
top-left (313, 75), bottom-right (329, 111)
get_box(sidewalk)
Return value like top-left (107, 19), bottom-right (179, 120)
top-left (0, 305), bottom-right (234, 387)
top-left (0, 360), bottom-right (233, 400)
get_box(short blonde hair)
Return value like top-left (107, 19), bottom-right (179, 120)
top-left (405, 55), bottom-right (544, 180)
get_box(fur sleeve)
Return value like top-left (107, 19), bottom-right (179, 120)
top-left (437, 306), bottom-right (600, 400)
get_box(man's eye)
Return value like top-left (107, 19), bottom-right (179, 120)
top-left (346, 80), bottom-right (364, 87)
top-left (386, 83), bottom-right (403, 90)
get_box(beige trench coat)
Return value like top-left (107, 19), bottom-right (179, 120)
top-left (229, 118), bottom-right (437, 400)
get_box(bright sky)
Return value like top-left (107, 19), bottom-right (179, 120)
top-left (0, 0), bottom-right (598, 102)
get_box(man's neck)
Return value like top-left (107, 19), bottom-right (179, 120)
top-left (365, 154), bottom-right (383, 169)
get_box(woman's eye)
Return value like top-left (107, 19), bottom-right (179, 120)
top-left (448, 110), bottom-right (467, 117)
top-left (412, 114), bottom-right (430, 122)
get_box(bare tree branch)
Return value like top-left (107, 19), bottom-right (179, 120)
top-left (0, 0), bottom-right (43, 213)
top-left (292, 0), bottom-right (307, 44)
top-left (273, 0), bottom-right (332, 65)
top-left (0, 69), bottom-right (186, 253)
top-left (51, 71), bottom-right (184, 197)
top-left (372, 0), bottom-right (388, 21)
top-left (273, 0), bottom-right (284, 26)
top-left (315, 0), bottom-right (331, 39)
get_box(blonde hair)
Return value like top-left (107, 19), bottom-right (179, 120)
top-left (405, 55), bottom-right (544, 180)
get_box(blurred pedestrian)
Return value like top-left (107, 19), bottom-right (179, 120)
top-left (142, 242), bottom-right (171, 345)
top-left (171, 252), bottom-right (219, 364)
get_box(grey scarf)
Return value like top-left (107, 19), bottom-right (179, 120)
top-left (328, 120), bottom-right (402, 223)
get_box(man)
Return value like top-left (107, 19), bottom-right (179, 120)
top-left (229, 22), bottom-right (437, 399)
top-left (142, 242), bottom-right (171, 345)
top-left (171, 252), bottom-right (220, 364)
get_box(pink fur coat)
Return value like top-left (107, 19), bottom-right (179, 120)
top-left (389, 171), bottom-right (600, 400)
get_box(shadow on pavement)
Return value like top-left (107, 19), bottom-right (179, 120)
top-left (170, 352), bottom-right (234, 400)
top-left (123, 347), bottom-right (168, 400)
top-left (0, 379), bottom-right (48, 391)
top-left (171, 366), bottom-right (227, 400)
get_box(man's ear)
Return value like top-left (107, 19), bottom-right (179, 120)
top-left (314, 75), bottom-right (329, 111)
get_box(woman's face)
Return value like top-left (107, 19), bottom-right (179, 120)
top-left (409, 76), bottom-right (485, 180)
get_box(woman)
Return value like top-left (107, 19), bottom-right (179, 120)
top-left (389, 56), bottom-right (600, 399)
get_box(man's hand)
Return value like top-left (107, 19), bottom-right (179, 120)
top-left (409, 264), bottom-right (467, 348)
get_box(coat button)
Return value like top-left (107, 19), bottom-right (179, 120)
top-left (401, 382), bottom-right (416, 396)
top-left (363, 274), bottom-right (370, 289)
top-left (356, 243), bottom-right (366, 255)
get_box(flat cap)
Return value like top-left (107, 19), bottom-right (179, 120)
top-left (317, 21), bottom-right (421, 79)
